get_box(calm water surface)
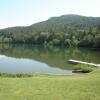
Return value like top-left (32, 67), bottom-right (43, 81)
top-left (0, 44), bottom-right (100, 74)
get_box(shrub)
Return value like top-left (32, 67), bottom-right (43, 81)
top-left (74, 64), bottom-right (95, 73)
top-left (0, 73), bottom-right (33, 78)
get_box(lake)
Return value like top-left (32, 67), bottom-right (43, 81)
top-left (0, 44), bottom-right (100, 74)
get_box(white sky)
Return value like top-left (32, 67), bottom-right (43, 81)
top-left (0, 0), bottom-right (100, 29)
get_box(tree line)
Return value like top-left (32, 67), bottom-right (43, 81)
top-left (0, 26), bottom-right (100, 48)
top-left (0, 15), bottom-right (100, 48)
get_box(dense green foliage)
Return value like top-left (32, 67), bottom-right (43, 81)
top-left (0, 15), bottom-right (100, 47)
top-left (0, 69), bottom-right (100, 100)
top-left (74, 64), bottom-right (96, 73)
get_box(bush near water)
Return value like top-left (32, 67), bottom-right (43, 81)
top-left (74, 64), bottom-right (96, 73)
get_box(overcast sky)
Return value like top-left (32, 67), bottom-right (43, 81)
top-left (0, 0), bottom-right (100, 29)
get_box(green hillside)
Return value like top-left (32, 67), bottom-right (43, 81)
top-left (0, 14), bottom-right (100, 47)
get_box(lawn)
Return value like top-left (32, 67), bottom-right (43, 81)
top-left (0, 69), bottom-right (100, 100)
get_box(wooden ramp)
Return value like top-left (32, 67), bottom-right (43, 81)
top-left (68, 59), bottom-right (100, 67)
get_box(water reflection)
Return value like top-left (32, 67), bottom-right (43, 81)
top-left (0, 44), bottom-right (100, 74)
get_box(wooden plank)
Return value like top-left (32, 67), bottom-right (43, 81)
top-left (68, 59), bottom-right (100, 67)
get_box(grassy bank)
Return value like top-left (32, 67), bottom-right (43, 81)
top-left (0, 69), bottom-right (100, 100)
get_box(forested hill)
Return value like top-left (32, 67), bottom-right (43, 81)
top-left (0, 14), bottom-right (100, 47)
top-left (30, 14), bottom-right (100, 33)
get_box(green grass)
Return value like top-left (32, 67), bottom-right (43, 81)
top-left (0, 73), bottom-right (33, 78)
top-left (0, 69), bottom-right (100, 100)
